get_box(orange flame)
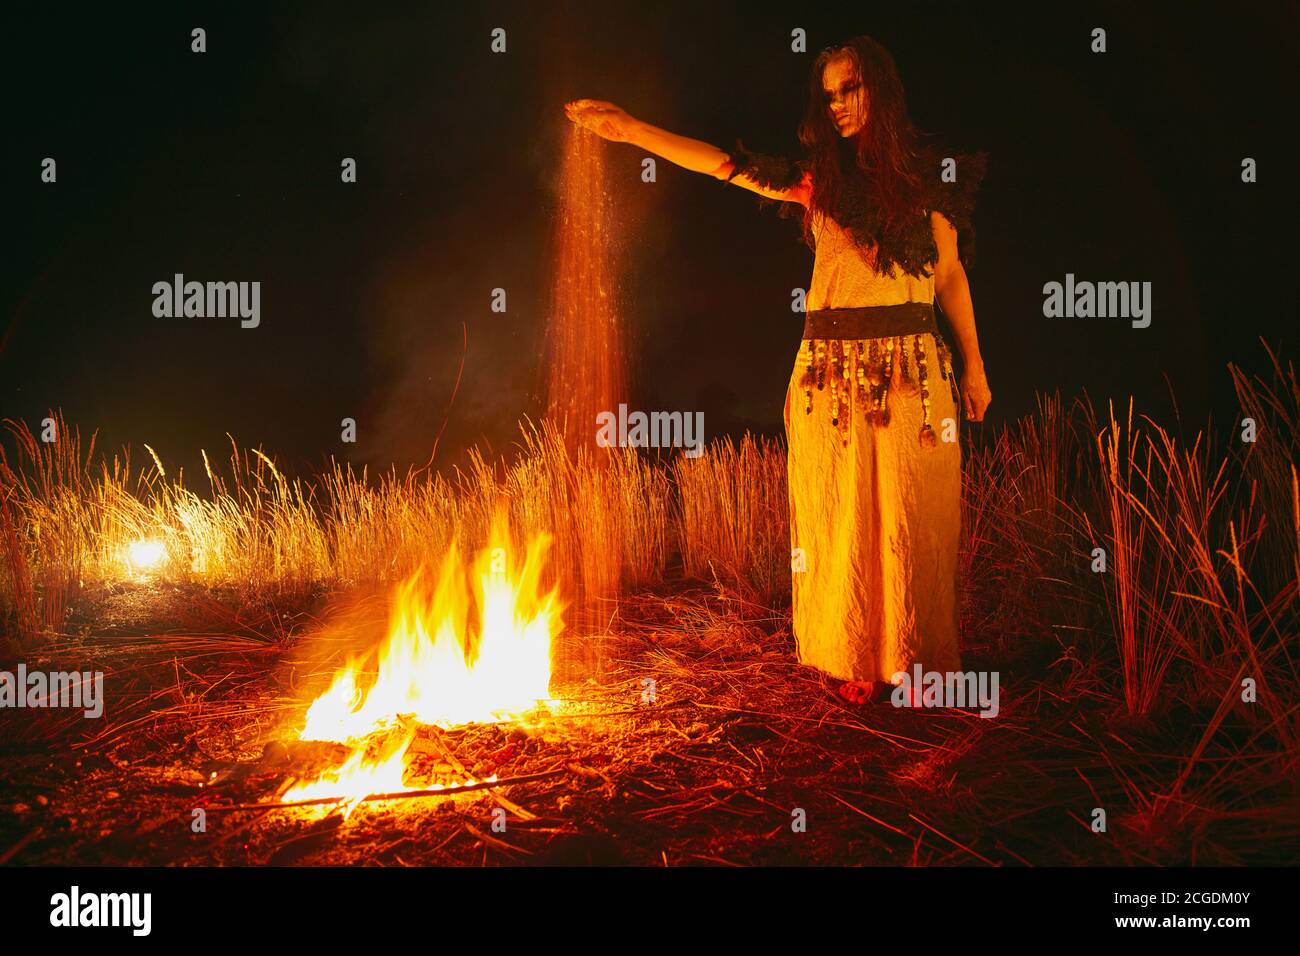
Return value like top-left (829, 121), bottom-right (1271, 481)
top-left (283, 514), bottom-right (563, 809)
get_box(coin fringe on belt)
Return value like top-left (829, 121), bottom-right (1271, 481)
top-left (799, 303), bottom-right (960, 448)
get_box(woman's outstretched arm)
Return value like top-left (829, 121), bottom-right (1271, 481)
top-left (564, 99), bottom-right (810, 206)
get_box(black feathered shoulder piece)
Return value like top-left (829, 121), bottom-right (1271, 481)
top-left (833, 145), bottom-right (990, 277)
top-left (723, 137), bottom-right (989, 277)
top-left (919, 148), bottom-right (989, 271)
top-left (724, 138), bottom-right (807, 191)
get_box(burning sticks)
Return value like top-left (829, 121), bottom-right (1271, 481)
top-left (281, 510), bottom-right (565, 807)
top-left (206, 769), bottom-right (566, 814)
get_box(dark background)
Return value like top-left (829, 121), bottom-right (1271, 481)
top-left (5, 1), bottom-right (1295, 477)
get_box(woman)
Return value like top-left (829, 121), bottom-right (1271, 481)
top-left (565, 35), bottom-right (991, 705)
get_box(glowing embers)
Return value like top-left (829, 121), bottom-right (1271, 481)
top-left (283, 514), bottom-right (564, 810)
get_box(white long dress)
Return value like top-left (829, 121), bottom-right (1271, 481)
top-left (784, 209), bottom-right (963, 682)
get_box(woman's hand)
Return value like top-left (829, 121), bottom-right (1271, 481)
top-left (564, 99), bottom-right (637, 142)
top-left (960, 364), bottom-right (992, 422)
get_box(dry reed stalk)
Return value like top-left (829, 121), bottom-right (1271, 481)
top-left (673, 434), bottom-right (789, 604)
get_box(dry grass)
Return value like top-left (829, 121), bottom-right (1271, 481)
top-left (1, 345), bottom-right (1297, 865)
top-left (673, 433), bottom-right (789, 604)
top-left (0, 418), bottom-right (674, 652)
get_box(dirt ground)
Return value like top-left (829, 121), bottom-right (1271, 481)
top-left (0, 580), bottom-right (1287, 866)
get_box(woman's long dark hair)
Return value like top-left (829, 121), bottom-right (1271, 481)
top-left (797, 36), bottom-right (927, 249)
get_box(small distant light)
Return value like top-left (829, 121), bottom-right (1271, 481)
top-left (127, 539), bottom-right (166, 571)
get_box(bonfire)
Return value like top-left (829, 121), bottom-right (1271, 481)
top-left (282, 514), bottom-right (563, 812)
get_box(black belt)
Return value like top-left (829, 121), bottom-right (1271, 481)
top-left (802, 302), bottom-right (936, 340)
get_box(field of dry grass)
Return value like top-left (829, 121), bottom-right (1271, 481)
top-left (0, 346), bottom-right (1296, 865)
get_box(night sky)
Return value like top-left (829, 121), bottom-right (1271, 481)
top-left (6, 2), bottom-right (1296, 478)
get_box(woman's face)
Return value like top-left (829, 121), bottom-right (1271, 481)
top-left (822, 55), bottom-right (867, 138)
